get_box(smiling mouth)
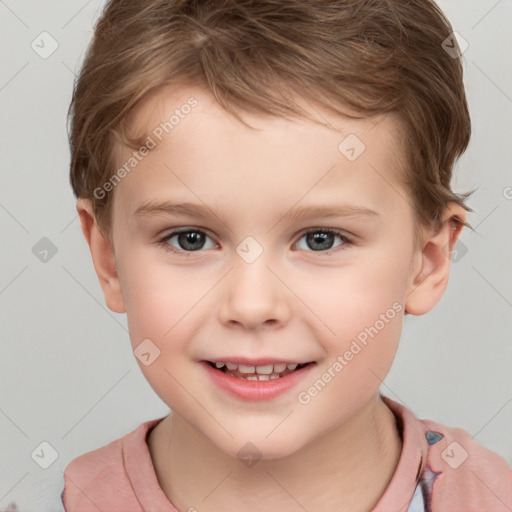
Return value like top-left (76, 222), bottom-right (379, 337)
top-left (205, 361), bottom-right (313, 381)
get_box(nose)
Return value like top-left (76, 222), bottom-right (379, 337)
top-left (217, 249), bottom-right (291, 331)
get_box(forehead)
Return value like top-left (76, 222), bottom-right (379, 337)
top-left (112, 84), bottom-right (410, 224)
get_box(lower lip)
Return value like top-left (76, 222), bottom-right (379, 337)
top-left (200, 361), bottom-right (315, 401)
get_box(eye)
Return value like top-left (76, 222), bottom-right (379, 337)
top-left (158, 227), bottom-right (352, 256)
top-left (295, 228), bottom-right (351, 253)
top-left (159, 228), bottom-right (216, 254)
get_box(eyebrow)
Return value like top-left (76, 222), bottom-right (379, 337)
top-left (134, 200), bottom-right (379, 224)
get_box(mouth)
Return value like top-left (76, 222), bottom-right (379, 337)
top-left (204, 360), bottom-right (314, 381)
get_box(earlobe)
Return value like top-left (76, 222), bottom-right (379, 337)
top-left (76, 199), bottom-right (126, 313)
top-left (405, 204), bottom-right (466, 316)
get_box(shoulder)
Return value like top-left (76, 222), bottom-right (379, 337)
top-left (421, 415), bottom-right (511, 473)
top-left (61, 419), bottom-right (162, 511)
top-left (420, 416), bottom-right (512, 511)
top-left (381, 396), bottom-right (512, 511)
top-left (61, 434), bottom-right (128, 510)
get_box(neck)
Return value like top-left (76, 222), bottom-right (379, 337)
top-left (148, 394), bottom-right (402, 512)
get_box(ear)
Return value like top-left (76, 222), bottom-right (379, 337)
top-left (76, 199), bottom-right (126, 313)
top-left (405, 203), bottom-right (467, 316)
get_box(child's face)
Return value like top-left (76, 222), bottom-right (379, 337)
top-left (95, 84), bottom-right (434, 458)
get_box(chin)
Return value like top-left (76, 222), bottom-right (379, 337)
top-left (213, 432), bottom-right (306, 463)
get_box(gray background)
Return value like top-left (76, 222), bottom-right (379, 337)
top-left (1, 0), bottom-right (511, 510)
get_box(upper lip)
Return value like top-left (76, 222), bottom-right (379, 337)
top-left (202, 358), bottom-right (314, 366)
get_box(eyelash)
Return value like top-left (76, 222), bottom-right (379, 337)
top-left (157, 227), bottom-right (353, 256)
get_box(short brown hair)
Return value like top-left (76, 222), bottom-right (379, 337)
top-left (68, 0), bottom-right (472, 239)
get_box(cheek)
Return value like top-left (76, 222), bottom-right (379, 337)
top-left (292, 249), bottom-right (407, 387)
top-left (299, 253), bottom-right (406, 332)
top-left (120, 253), bottom-right (203, 343)
top-left (119, 256), bottom-right (209, 410)
top-left (296, 268), bottom-right (404, 419)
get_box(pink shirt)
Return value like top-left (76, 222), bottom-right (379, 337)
top-left (61, 395), bottom-right (512, 511)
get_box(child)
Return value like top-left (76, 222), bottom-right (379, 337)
top-left (61, 0), bottom-right (512, 510)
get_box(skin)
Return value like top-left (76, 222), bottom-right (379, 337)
top-left (77, 84), bottom-right (465, 511)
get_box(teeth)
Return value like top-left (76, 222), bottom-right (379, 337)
top-left (238, 364), bottom-right (255, 374)
top-left (255, 364), bottom-right (273, 375)
top-left (238, 374), bottom-right (277, 381)
top-left (210, 360), bottom-right (308, 379)
top-left (217, 362), bottom-right (299, 373)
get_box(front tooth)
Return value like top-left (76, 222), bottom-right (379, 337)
top-left (255, 364), bottom-right (273, 375)
top-left (238, 364), bottom-right (255, 374)
top-left (286, 363), bottom-right (298, 370)
top-left (273, 363), bottom-right (287, 372)
top-left (215, 362), bottom-right (225, 368)
top-left (226, 362), bottom-right (238, 371)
